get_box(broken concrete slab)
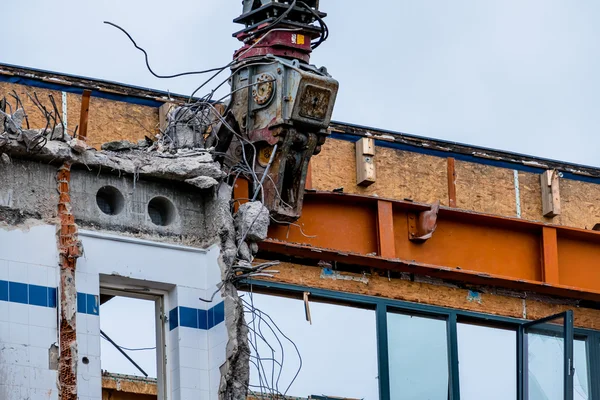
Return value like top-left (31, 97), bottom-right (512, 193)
top-left (185, 176), bottom-right (219, 190)
top-left (69, 138), bottom-right (91, 153)
top-left (101, 140), bottom-right (138, 152)
top-left (1, 137), bottom-right (225, 183)
top-left (234, 201), bottom-right (269, 242)
top-left (1, 108), bottom-right (25, 134)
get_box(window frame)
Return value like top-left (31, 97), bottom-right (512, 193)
top-left (244, 279), bottom-right (600, 400)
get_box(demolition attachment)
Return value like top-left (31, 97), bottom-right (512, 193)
top-left (220, 0), bottom-right (339, 222)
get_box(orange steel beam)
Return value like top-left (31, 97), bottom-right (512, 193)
top-left (260, 191), bottom-right (600, 301)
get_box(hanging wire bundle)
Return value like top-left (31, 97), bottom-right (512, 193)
top-left (243, 291), bottom-right (303, 399)
top-left (102, 3), bottom-right (329, 395)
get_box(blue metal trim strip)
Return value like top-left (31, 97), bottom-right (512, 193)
top-left (328, 132), bottom-right (600, 185)
top-left (168, 302), bottom-right (225, 331)
top-left (76, 292), bottom-right (100, 315)
top-left (0, 279), bottom-right (57, 308)
top-left (0, 75), bottom-right (164, 108)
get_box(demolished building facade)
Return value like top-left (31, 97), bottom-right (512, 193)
top-left (3, 4), bottom-right (600, 400)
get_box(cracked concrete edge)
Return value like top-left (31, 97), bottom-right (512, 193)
top-left (0, 137), bottom-right (225, 182)
top-left (211, 184), bottom-right (251, 400)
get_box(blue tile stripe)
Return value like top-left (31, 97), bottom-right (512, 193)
top-left (77, 292), bottom-right (99, 316)
top-left (0, 280), bottom-right (57, 308)
top-left (169, 302), bottom-right (225, 331)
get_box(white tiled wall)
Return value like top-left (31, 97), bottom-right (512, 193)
top-left (78, 231), bottom-right (227, 400)
top-left (0, 225), bottom-right (59, 400)
top-left (0, 226), bottom-right (228, 400)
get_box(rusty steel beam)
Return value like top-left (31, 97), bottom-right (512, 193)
top-left (259, 191), bottom-right (600, 301)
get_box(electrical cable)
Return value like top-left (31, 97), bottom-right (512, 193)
top-left (104, 21), bottom-right (230, 79)
top-left (100, 335), bottom-right (157, 351)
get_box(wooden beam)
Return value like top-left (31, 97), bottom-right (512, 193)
top-left (541, 227), bottom-right (560, 285)
top-left (447, 157), bottom-right (457, 208)
top-left (159, 102), bottom-right (175, 134)
top-left (78, 89), bottom-right (92, 140)
top-left (355, 137), bottom-right (376, 186)
top-left (377, 200), bottom-right (395, 258)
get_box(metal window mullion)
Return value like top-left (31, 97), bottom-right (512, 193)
top-left (376, 303), bottom-right (391, 400)
top-left (591, 333), bottom-right (600, 400)
top-left (565, 310), bottom-right (574, 400)
top-left (448, 313), bottom-right (460, 400)
top-left (517, 325), bottom-right (524, 400)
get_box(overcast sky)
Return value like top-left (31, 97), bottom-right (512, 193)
top-left (4, 0), bottom-right (600, 166)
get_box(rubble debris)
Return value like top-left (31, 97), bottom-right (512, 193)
top-left (185, 176), bottom-right (220, 190)
top-left (1, 108), bottom-right (25, 135)
top-left (101, 140), bottom-right (139, 152)
top-left (1, 153), bottom-right (10, 164)
top-left (1, 136), bottom-right (225, 183)
top-left (164, 106), bottom-right (210, 149)
top-left (69, 138), bottom-right (91, 153)
top-left (210, 184), bottom-right (251, 400)
top-left (234, 201), bottom-right (270, 243)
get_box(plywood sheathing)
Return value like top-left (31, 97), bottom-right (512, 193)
top-left (312, 139), bottom-right (448, 205)
top-left (454, 160), bottom-right (517, 216)
top-left (518, 171), bottom-right (600, 229)
top-left (67, 93), bottom-right (159, 149)
top-left (259, 261), bottom-right (600, 330)
top-left (0, 82), bottom-right (64, 130)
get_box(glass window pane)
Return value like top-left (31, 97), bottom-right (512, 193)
top-left (525, 317), bottom-right (566, 400)
top-left (574, 339), bottom-right (589, 400)
top-left (457, 323), bottom-right (516, 400)
top-left (245, 292), bottom-right (379, 399)
top-left (387, 313), bottom-right (448, 399)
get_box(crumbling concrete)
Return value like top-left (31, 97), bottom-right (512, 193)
top-left (208, 184), bottom-right (251, 400)
top-left (234, 201), bottom-right (269, 243)
top-left (56, 162), bottom-right (82, 400)
top-left (186, 175), bottom-right (220, 190)
top-left (165, 106), bottom-right (210, 149)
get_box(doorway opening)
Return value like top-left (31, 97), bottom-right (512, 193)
top-left (99, 287), bottom-right (167, 399)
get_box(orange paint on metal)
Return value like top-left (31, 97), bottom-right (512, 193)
top-left (395, 210), bottom-right (541, 281)
top-left (260, 239), bottom-right (600, 302)
top-left (262, 191), bottom-right (600, 300)
top-left (377, 200), bottom-right (395, 258)
top-left (233, 177), bottom-right (250, 213)
top-left (78, 89), bottom-right (92, 140)
top-left (558, 231), bottom-right (600, 292)
top-left (447, 157), bottom-right (457, 207)
top-left (541, 227), bottom-right (560, 285)
top-left (268, 195), bottom-right (378, 255)
top-left (305, 161), bottom-right (313, 190)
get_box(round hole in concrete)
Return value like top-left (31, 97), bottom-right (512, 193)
top-left (148, 196), bottom-right (175, 226)
top-left (82, 357), bottom-right (89, 365)
top-left (96, 186), bottom-right (125, 216)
